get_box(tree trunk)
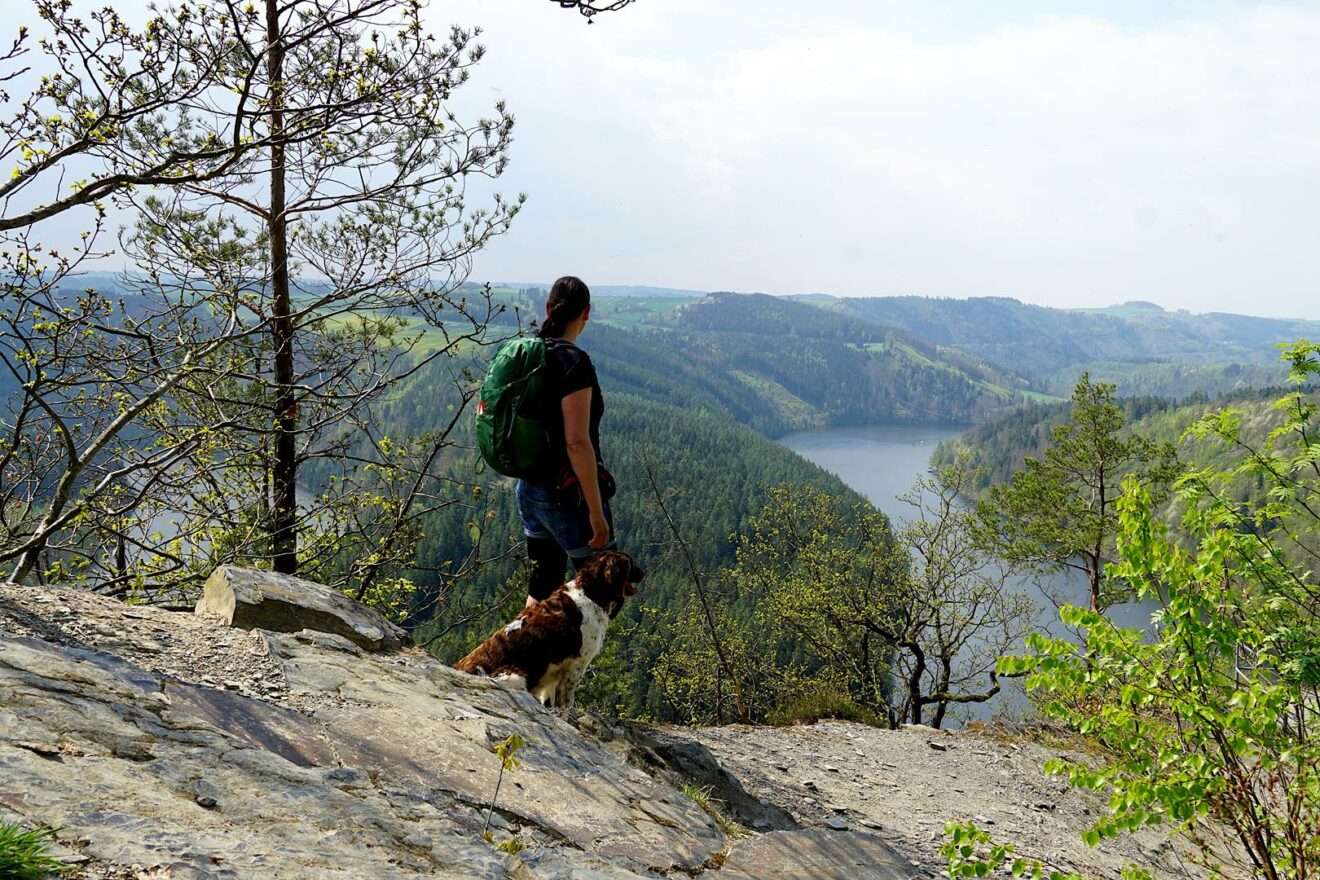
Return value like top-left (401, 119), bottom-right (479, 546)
top-left (266, 0), bottom-right (296, 575)
top-left (862, 630), bottom-right (883, 708)
top-left (905, 637), bottom-right (926, 726)
top-left (1091, 464), bottom-right (1106, 611)
top-left (115, 532), bottom-right (128, 586)
top-left (931, 656), bottom-right (953, 729)
top-left (11, 544), bottom-right (40, 584)
top-left (1088, 551), bottom-right (1101, 613)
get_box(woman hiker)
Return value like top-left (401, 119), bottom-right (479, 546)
top-left (519, 275), bottom-right (615, 606)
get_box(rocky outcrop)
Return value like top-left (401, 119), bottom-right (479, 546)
top-left (0, 580), bottom-right (1189, 880)
top-left (195, 565), bottom-right (407, 651)
top-left (720, 829), bottom-right (910, 880)
top-left (1, 582), bottom-right (718, 879)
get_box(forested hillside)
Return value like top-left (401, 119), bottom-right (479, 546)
top-left (813, 294), bottom-right (1319, 397)
top-left (675, 292), bottom-right (1031, 427)
top-left (306, 288), bottom-right (1071, 719)
top-left (934, 384), bottom-right (1300, 497)
top-left (482, 288), bottom-right (1036, 432)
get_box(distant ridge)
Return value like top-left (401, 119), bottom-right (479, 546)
top-left (462, 281), bottom-right (707, 298)
top-left (43, 274), bottom-right (707, 300)
top-left (785, 291), bottom-right (1320, 326)
top-left (779, 293), bottom-right (1320, 397)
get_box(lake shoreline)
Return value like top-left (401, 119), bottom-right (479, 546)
top-left (774, 421), bottom-right (1159, 725)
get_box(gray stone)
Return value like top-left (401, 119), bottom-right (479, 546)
top-left (662, 719), bottom-right (1184, 880)
top-left (507, 847), bottom-right (654, 879)
top-left (294, 628), bottom-right (364, 654)
top-left (587, 720), bottom-right (799, 833)
top-left (720, 828), bottom-right (911, 880)
top-left (161, 680), bottom-right (335, 768)
top-left (0, 603), bottom-right (725, 878)
top-left (267, 632), bottom-right (725, 872)
top-left (195, 565), bottom-right (406, 651)
top-left (0, 634), bottom-right (501, 878)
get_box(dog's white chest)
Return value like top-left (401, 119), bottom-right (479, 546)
top-left (528, 586), bottom-right (611, 709)
top-left (566, 585), bottom-right (610, 661)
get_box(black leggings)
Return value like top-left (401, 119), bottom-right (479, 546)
top-left (526, 535), bottom-right (587, 601)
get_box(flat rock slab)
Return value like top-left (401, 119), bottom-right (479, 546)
top-left (196, 565), bottom-right (406, 651)
top-left (0, 585), bottom-right (725, 878)
top-left (161, 680), bottom-right (336, 768)
top-left (0, 633), bottom-right (509, 879)
top-left (720, 828), bottom-right (911, 880)
top-left (508, 847), bottom-right (656, 879)
top-left (268, 631), bottom-right (725, 872)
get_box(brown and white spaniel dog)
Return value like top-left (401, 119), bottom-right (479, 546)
top-left (454, 550), bottom-right (645, 709)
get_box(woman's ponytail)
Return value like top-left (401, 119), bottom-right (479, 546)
top-left (538, 276), bottom-right (591, 339)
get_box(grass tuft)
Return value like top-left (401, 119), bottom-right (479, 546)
top-left (766, 689), bottom-right (888, 729)
top-left (681, 784), bottom-right (748, 837)
top-left (0, 822), bottom-right (73, 879)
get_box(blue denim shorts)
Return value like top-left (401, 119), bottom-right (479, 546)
top-left (516, 479), bottom-right (616, 563)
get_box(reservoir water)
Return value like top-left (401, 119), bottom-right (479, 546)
top-left (778, 423), bottom-right (965, 527)
top-left (777, 422), bottom-right (1159, 723)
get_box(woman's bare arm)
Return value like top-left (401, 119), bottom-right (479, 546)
top-left (562, 387), bottom-right (609, 548)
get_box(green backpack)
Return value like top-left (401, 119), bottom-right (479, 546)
top-left (475, 337), bottom-right (552, 478)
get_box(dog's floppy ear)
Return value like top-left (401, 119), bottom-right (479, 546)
top-left (602, 552), bottom-right (632, 588)
top-left (599, 551), bottom-right (644, 597)
top-left (575, 552), bottom-right (608, 594)
top-left (579, 551), bottom-right (644, 600)
top-left (621, 557), bottom-right (645, 596)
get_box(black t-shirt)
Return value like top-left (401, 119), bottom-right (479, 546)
top-left (535, 338), bottom-right (604, 473)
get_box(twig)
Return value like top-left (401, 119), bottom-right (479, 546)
top-left (641, 452), bottom-right (748, 723)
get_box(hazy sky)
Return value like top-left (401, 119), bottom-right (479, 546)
top-left (426, 1), bottom-right (1320, 318)
top-left (15, 2), bottom-right (1320, 317)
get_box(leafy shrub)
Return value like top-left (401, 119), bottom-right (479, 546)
top-left (993, 341), bottom-right (1320, 878)
top-left (942, 820), bottom-right (1151, 880)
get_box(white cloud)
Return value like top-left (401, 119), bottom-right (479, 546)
top-left (600, 8), bottom-right (1320, 228)
top-left (35, 0), bottom-right (1320, 317)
